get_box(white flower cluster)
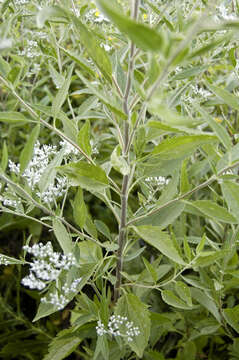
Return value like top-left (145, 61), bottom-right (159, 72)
top-left (21, 242), bottom-right (76, 290)
top-left (62, 278), bottom-right (82, 295)
top-left (59, 140), bottom-right (79, 156)
top-left (9, 141), bottom-right (67, 204)
top-left (100, 43), bottom-right (112, 52)
top-left (41, 277), bottom-right (82, 310)
top-left (15, 0), bottom-right (29, 5)
top-left (85, 9), bottom-right (110, 24)
top-left (0, 184), bottom-right (22, 209)
top-left (190, 85), bottom-right (212, 100)
top-left (145, 176), bottom-right (170, 187)
top-left (217, 4), bottom-right (236, 21)
top-left (41, 292), bottom-right (69, 310)
top-left (18, 40), bottom-right (40, 59)
top-left (0, 254), bottom-right (11, 266)
top-left (96, 315), bottom-right (140, 342)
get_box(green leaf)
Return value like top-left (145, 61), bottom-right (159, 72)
top-left (188, 33), bottom-right (231, 60)
top-left (172, 65), bottom-right (208, 80)
top-left (142, 257), bottom-right (158, 283)
top-left (32, 104), bottom-right (77, 142)
top-left (132, 225), bottom-right (186, 265)
top-left (58, 161), bottom-right (109, 192)
top-left (152, 135), bottom-right (217, 160)
top-left (43, 329), bottom-right (81, 360)
top-left (1, 141), bottom-right (8, 172)
top-left (34, 262), bottom-right (95, 321)
top-left (78, 120), bottom-right (92, 157)
top-left (216, 143), bottom-right (239, 172)
top-left (148, 103), bottom-right (201, 127)
top-left (206, 82), bottom-right (239, 111)
top-left (186, 200), bottom-right (237, 224)
top-left (38, 148), bottom-right (65, 193)
top-left (193, 103), bottom-right (231, 150)
top-left (190, 288), bottom-right (221, 323)
top-left (93, 336), bottom-right (109, 360)
top-left (73, 187), bottom-right (87, 229)
top-left (19, 124), bottom-right (40, 174)
top-left (175, 281), bottom-right (192, 306)
top-left (48, 63), bottom-right (65, 89)
top-left (180, 160), bottom-right (190, 193)
top-left (53, 219), bottom-right (73, 254)
top-left (180, 342), bottom-right (197, 360)
top-left (71, 15), bottom-right (112, 83)
top-left (111, 146), bottom-right (130, 175)
top-left (0, 254), bottom-right (25, 265)
top-left (193, 250), bottom-right (228, 267)
top-left (115, 293), bottom-right (151, 358)
top-left (135, 202), bottom-right (185, 230)
top-left (183, 237), bottom-right (192, 262)
top-left (196, 233), bottom-right (206, 254)
top-left (52, 64), bottom-right (74, 119)
top-left (161, 290), bottom-right (193, 310)
top-left (94, 220), bottom-right (112, 241)
top-left (97, 0), bottom-right (164, 52)
top-left (223, 305), bottom-right (239, 333)
top-left (0, 112), bottom-right (28, 124)
top-left (76, 71), bottom-right (127, 120)
top-left (0, 55), bottom-right (10, 76)
top-left (36, 6), bottom-right (68, 28)
top-left (60, 47), bottom-right (96, 77)
top-left (221, 181), bottom-right (239, 218)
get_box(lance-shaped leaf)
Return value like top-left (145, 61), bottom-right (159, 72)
top-left (191, 288), bottom-right (221, 323)
top-left (78, 120), bottom-right (92, 157)
top-left (53, 219), bottom-right (73, 254)
top-left (58, 161), bottom-right (108, 192)
top-left (97, 0), bottom-right (164, 52)
top-left (193, 102), bottom-right (231, 150)
top-left (161, 290), bottom-right (193, 310)
top-left (132, 225), bottom-right (186, 265)
top-left (71, 15), bottom-right (112, 83)
top-left (152, 135), bottom-right (217, 160)
top-left (20, 124), bottom-right (40, 174)
top-left (221, 181), bottom-right (239, 218)
top-left (76, 71), bottom-right (127, 120)
top-left (42, 329), bottom-right (82, 360)
top-left (73, 187), bottom-right (87, 229)
top-left (223, 305), bottom-right (239, 333)
top-left (206, 82), bottom-right (239, 111)
top-left (36, 5), bottom-right (68, 28)
top-left (52, 64), bottom-right (74, 120)
top-left (185, 200), bottom-right (237, 224)
top-left (0, 112), bottom-right (29, 124)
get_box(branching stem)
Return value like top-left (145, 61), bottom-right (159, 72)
top-left (114, 0), bottom-right (139, 302)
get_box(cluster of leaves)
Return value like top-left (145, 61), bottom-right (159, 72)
top-left (1, 0), bottom-right (239, 359)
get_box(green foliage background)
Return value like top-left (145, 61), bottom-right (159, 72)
top-left (0, 0), bottom-right (239, 359)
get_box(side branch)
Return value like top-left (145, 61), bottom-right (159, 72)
top-left (126, 160), bottom-right (239, 226)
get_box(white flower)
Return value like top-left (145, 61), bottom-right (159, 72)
top-left (21, 242), bottom-right (77, 290)
top-left (145, 176), bottom-right (170, 186)
top-left (97, 315), bottom-right (140, 342)
top-left (8, 141), bottom-right (68, 204)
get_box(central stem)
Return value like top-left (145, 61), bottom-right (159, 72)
top-left (114, 0), bottom-right (139, 302)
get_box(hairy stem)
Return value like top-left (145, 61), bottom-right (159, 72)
top-left (114, 0), bottom-right (139, 302)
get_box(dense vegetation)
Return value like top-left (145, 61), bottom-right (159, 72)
top-left (0, 0), bottom-right (239, 359)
